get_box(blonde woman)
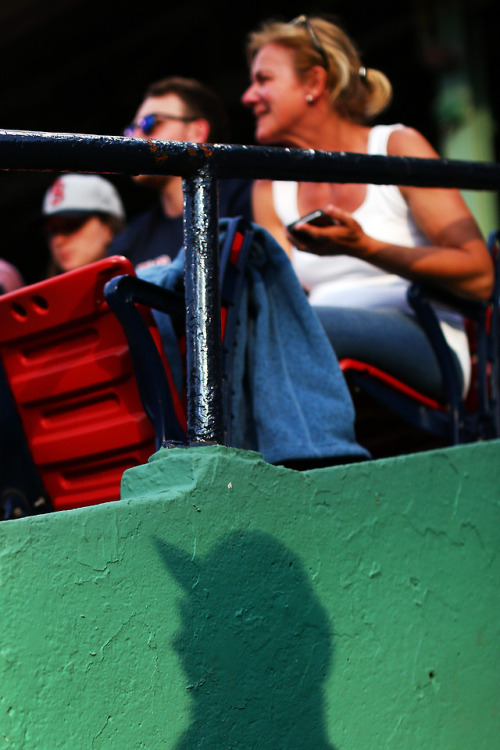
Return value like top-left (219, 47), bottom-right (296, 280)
top-left (241, 16), bottom-right (493, 398)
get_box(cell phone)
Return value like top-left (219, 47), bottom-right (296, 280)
top-left (286, 209), bottom-right (337, 233)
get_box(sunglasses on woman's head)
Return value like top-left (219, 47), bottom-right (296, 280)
top-left (289, 15), bottom-right (330, 71)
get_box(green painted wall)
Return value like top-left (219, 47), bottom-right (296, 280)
top-left (1, 441), bottom-right (500, 748)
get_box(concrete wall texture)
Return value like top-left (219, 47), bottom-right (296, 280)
top-left (1, 440), bottom-right (499, 749)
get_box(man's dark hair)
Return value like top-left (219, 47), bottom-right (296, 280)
top-left (144, 76), bottom-right (229, 143)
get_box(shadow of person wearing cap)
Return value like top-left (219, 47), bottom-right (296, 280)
top-left (156, 530), bottom-right (337, 749)
top-left (41, 173), bottom-right (126, 277)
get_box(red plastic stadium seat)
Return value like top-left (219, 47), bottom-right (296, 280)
top-left (0, 256), bottom-right (184, 512)
top-left (340, 230), bottom-right (500, 447)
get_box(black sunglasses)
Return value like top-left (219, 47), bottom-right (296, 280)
top-left (289, 15), bottom-right (329, 71)
top-left (123, 112), bottom-right (196, 138)
top-left (43, 214), bottom-right (90, 236)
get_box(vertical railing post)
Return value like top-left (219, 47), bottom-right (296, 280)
top-left (182, 163), bottom-right (224, 445)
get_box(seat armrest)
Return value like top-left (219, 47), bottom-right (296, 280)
top-left (104, 274), bottom-right (187, 447)
top-left (405, 282), bottom-right (481, 409)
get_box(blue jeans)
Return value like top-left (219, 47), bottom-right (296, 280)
top-left (313, 306), bottom-right (463, 400)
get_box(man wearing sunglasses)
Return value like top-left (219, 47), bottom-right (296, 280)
top-left (110, 76), bottom-right (252, 269)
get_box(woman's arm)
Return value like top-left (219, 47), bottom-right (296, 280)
top-left (252, 179), bottom-right (293, 258)
top-left (290, 127), bottom-right (494, 301)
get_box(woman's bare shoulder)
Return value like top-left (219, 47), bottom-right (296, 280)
top-left (387, 126), bottom-right (440, 159)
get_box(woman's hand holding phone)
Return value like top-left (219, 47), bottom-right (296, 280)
top-left (286, 209), bottom-right (337, 235)
top-left (285, 206), bottom-right (367, 258)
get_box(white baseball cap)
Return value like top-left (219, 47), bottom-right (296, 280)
top-left (42, 174), bottom-right (125, 221)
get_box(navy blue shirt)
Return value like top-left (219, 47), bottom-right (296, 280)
top-left (109, 178), bottom-right (252, 268)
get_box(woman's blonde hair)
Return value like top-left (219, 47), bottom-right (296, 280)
top-left (246, 17), bottom-right (392, 123)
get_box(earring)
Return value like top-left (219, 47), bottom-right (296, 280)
top-left (306, 94), bottom-right (314, 105)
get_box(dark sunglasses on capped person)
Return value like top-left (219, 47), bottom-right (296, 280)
top-left (123, 112), bottom-right (197, 137)
top-left (43, 214), bottom-right (92, 236)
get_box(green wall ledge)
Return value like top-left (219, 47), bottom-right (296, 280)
top-left (1, 441), bottom-right (499, 748)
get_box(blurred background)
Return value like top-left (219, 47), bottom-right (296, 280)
top-left (1, 0), bottom-right (498, 283)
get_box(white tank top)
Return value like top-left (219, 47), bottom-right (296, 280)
top-left (272, 124), bottom-right (471, 391)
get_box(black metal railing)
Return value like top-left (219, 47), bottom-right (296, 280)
top-left (1, 129), bottom-right (499, 444)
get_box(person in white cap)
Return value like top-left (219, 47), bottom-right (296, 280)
top-left (42, 173), bottom-right (126, 275)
